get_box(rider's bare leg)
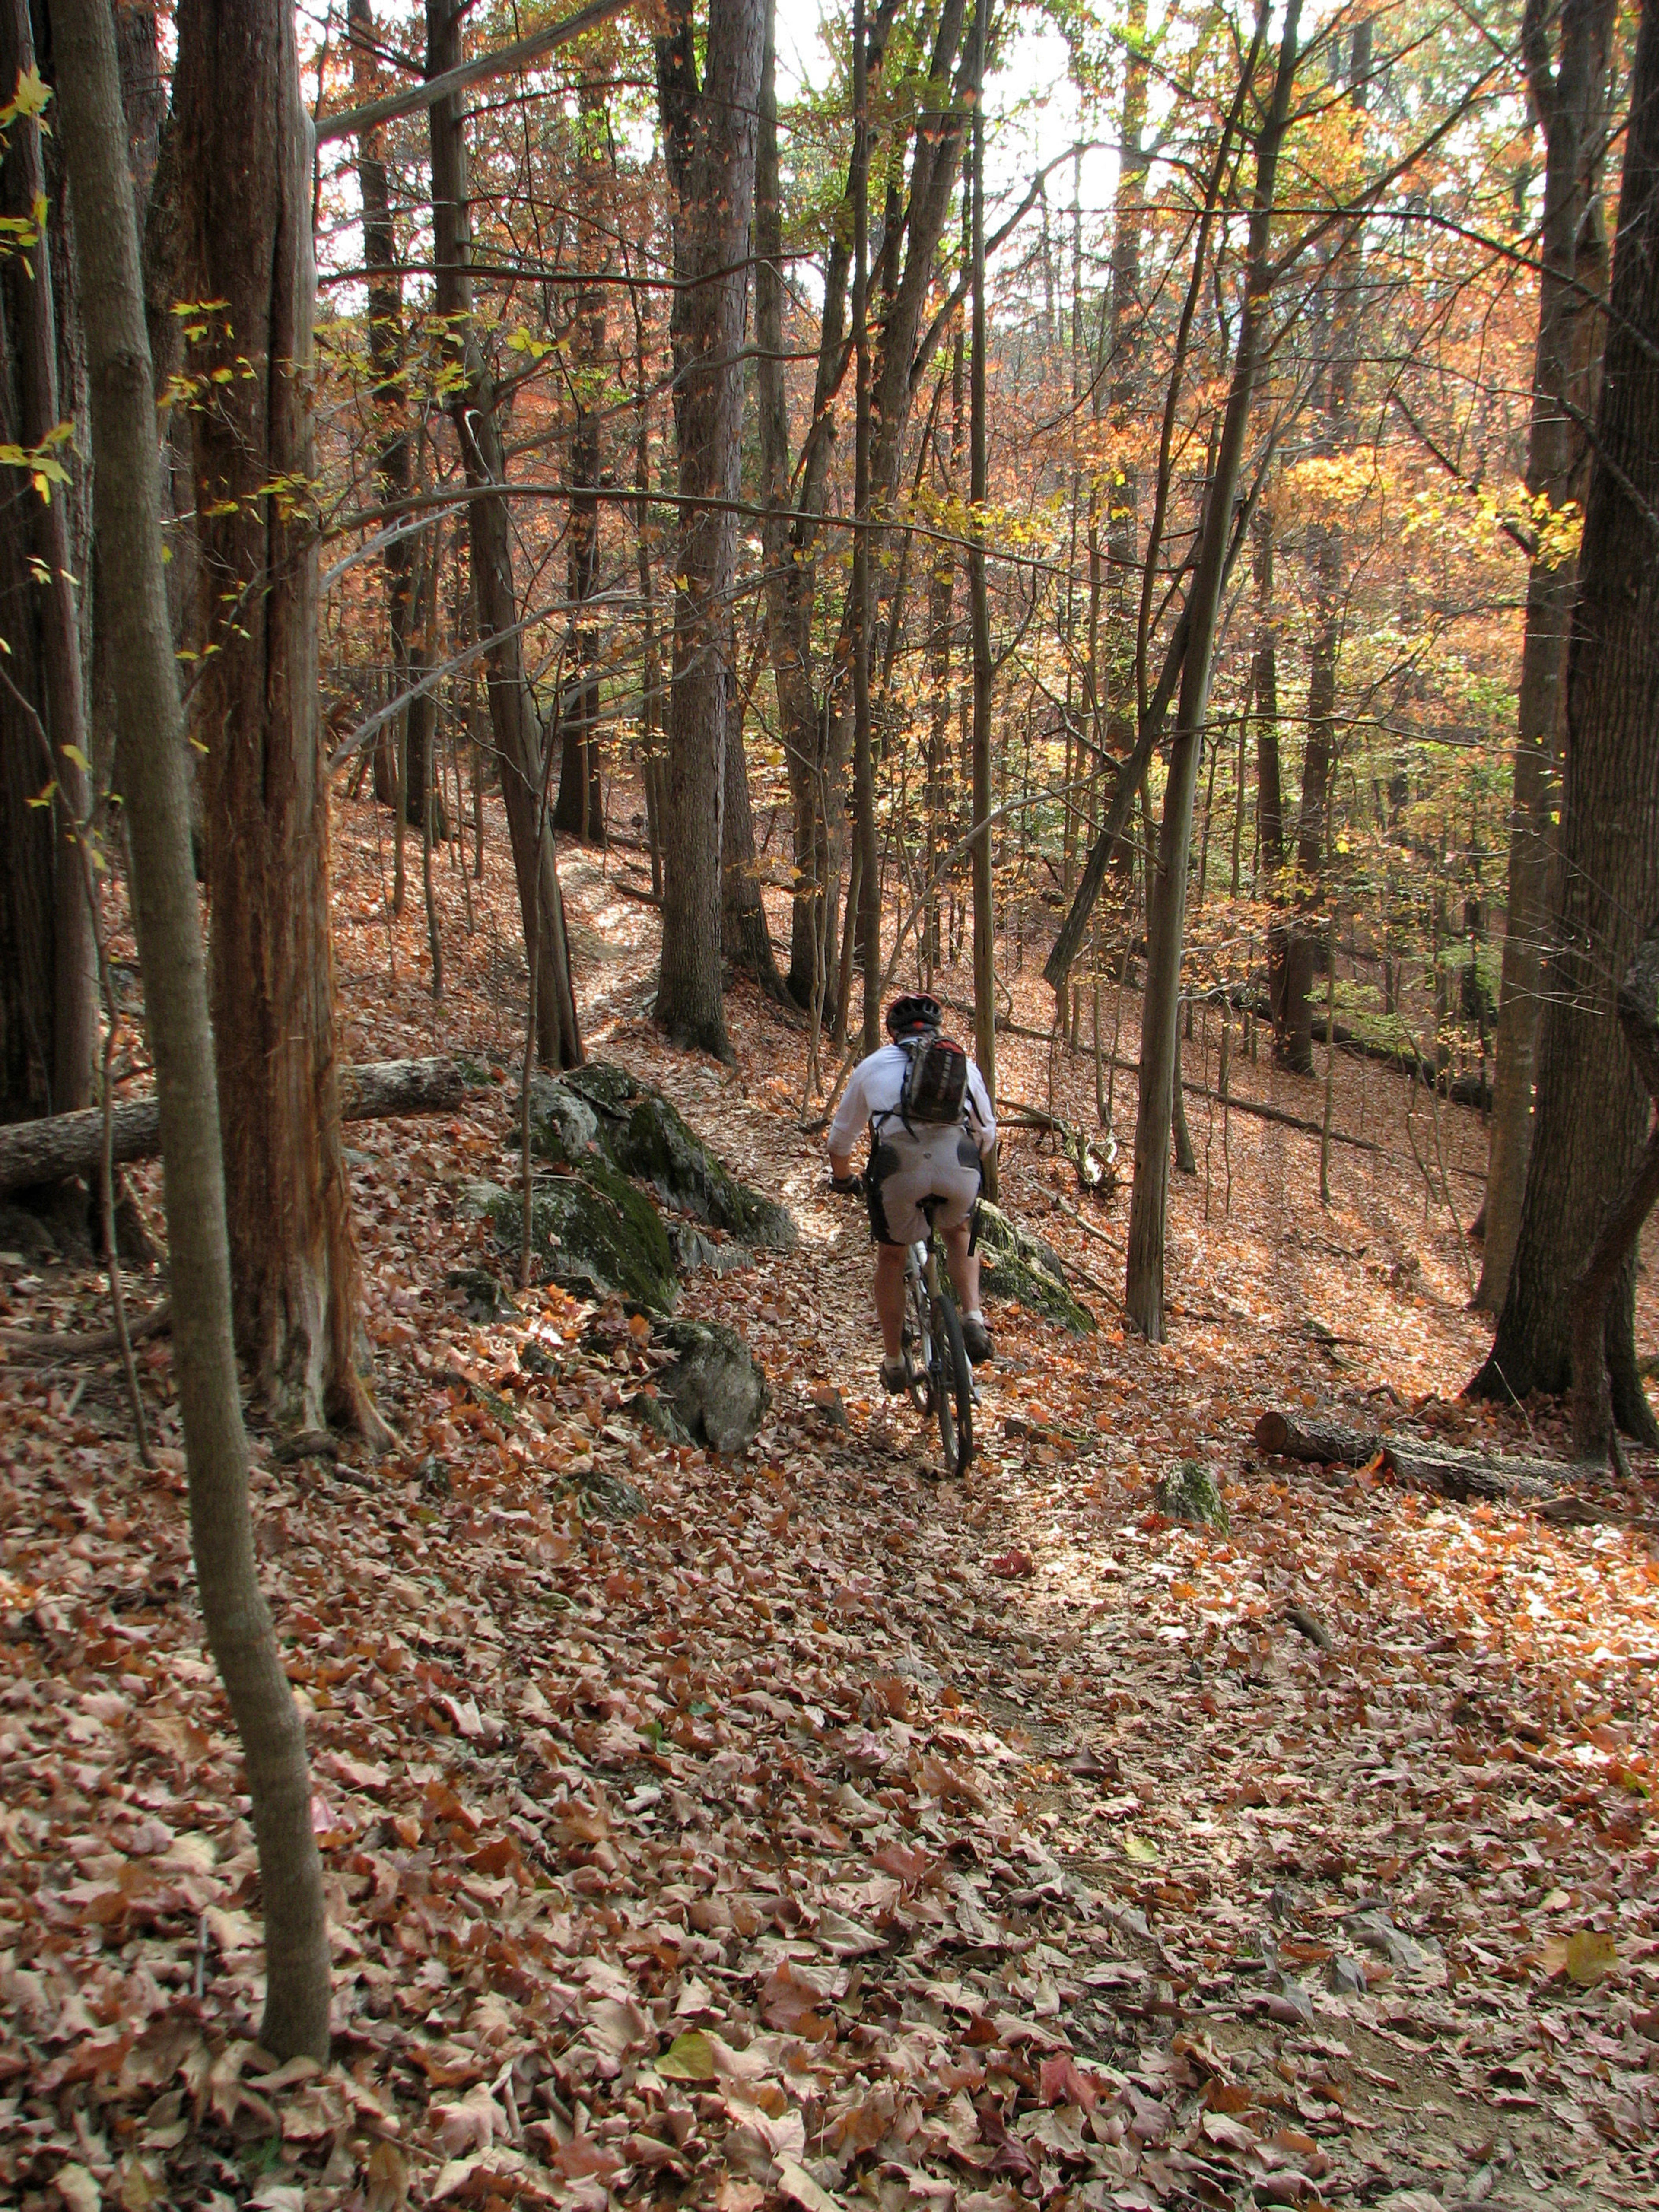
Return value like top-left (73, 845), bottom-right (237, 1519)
top-left (941, 1220), bottom-right (981, 1314)
top-left (874, 1242), bottom-right (908, 1359)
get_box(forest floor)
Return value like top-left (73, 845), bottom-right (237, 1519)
top-left (2, 796), bottom-right (1656, 2212)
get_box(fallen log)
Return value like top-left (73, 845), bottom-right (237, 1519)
top-left (0, 1057), bottom-right (473, 1195)
top-left (1, 1299), bottom-right (172, 1362)
top-left (1252, 1409), bottom-right (1600, 1504)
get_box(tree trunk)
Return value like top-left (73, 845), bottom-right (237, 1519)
top-left (967, 0), bottom-right (996, 1189)
top-left (721, 673), bottom-right (791, 1000)
top-left (176, 0), bottom-right (382, 1440)
top-left (654, 0), bottom-right (765, 1060)
top-left (426, 0), bottom-right (580, 1071)
top-left (1571, 931), bottom-right (1659, 1458)
top-left (850, 0), bottom-right (880, 1057)
top-left (346, 0), bottom-right (418, 839)
top-left (1252, 505), bottom-right (1288, 1030)
top-left (1476, 0), bottom-right (1617, 1312)
top-left (1125, 0), bottom-right (1300, 1342)
top-left (755, 1), bottom-right (849, 1015)
top-left (1472, 0), bottom-right (1659, 1443)
top-left (553, 73), bottom-right (608, 846)
top-left (52, 0), bottom-right (330, 2063)
top-left (0, 0), bottom-right (96, 1131)
top-left (1280, 25), bottom-right (1370, 1077)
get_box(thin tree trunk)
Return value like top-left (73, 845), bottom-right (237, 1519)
top-left (1281, 24), bottom-right (1370, 1076)
top-left (427, 0), bottom-right (579, 1070)
top-left (553, 72), bottom-right (608, 845)
top-left (967, 0), bottom-right (996, 1192)
top-left (52, 0), bottom-right (331, 2063)
top-left (851, 0), bottom-right (880, 1057)
top-left (177, 0), bottom-right (385, 1439)
top-left (0, 0), bottom-right (95, 1123)
top-left (346, 0), bottom-right (416, 849)
top-left (1125, 0), bottom-right (1299, 1341)
top-left (722, 671), bottom-right (791, 999)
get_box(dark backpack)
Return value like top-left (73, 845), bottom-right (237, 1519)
top-left (896, 1032), bottom-right (970, 1133)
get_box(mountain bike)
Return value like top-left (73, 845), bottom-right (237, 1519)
top-left (901, 1194), bottom-right (975, 1480)
top-left (829, 1178), bottom-right (974, 1479)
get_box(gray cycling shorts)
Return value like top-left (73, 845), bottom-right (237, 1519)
top-left (867, 1125), bottom-right (985, 1246)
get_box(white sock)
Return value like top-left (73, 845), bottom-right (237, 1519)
top-left (965, 1309), bottom-right (986, 1325)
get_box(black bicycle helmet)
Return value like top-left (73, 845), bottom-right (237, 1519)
top-left (885, 991), bottom-right (944, 1038)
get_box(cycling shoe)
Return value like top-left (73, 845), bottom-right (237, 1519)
top-left (961, 1315), bottom-right (995, 1365)
top-left (880, 1356), bottom-right (909, 1394)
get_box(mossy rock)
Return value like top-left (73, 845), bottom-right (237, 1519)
top-left (559, 1064), bottom-right (797, 1250)
top-left (461, 1166), bottom-right (677, 1313)
top-left (1154, 1460), bottom-right (1230, 1534)
top-left (975, 1200), bottom-right (1097, 1332)
top-left (521, 1075), bottom-right (601, 1168)
top-left (653, 1318), bottom-right (771, 1453)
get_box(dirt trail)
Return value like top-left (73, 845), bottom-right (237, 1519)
top-left (0, 810), bottom-right (1653, 2210)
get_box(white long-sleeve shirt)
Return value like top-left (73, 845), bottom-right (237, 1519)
top-left (828, 1041), bottom-right (997, 1160)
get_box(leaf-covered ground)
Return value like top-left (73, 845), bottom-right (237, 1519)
top-left (2, 804), bottom-right (1656, 2212)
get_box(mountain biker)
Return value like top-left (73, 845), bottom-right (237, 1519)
top-left (826, 992), bottom-right (997, 1394)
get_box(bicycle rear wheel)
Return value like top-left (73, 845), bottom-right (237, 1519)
top-left (928, 1287), bottom-right (973, 1478)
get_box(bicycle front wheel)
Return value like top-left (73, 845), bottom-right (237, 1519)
top-left (929, 1288), bottom-right (973, 1478)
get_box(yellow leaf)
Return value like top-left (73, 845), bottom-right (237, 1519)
top-left (1565, 1929), bottom-right (1617, 1985)
top-left (7, 63), bottom-right (53, 120)
top-left (655, 2028), bottom-right (717, 2081)
top-left (1123, 1832), bottom-right (1159, 1864)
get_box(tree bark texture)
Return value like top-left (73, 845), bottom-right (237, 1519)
top-left (654, 0), bottom-right (765, 1059)
top-left (51, 0), bottom-right (331, 2063)
top-left (1473, 0), bottom-right (1659, 1442)
top-left (1476, 0), bottom-right (1617, 1312)
top-left (1125, 0), bottom-right (1298, 1341)
top-left (1570, 931), bottom-right (1659, 1456)
top-left (721, 683), bottom-right (790, 999)
top-left (175, 0), bottom-right (380, 1439)
top-left (426, 0), bottom-right (580, 1071)
top-left (0, 1056), bottom-right (471, 1195)
top-left (0, 0), bottom-right (96, 1128)
top-left (1254, 1412), bottom-right (1593, 1505)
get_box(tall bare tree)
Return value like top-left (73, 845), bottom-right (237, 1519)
top-left (1125, 0), bottom-right (1300, 1341)
top-left (427, 0), bottom-right (580, 1068)
top-left (53, 0), bottom-right (331, 2063)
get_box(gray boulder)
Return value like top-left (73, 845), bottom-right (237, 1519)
top-left (654, 1319), bottom-right (770, 1453)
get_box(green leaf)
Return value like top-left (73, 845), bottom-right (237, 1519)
top-left (655, 2029), bottom-right (717, 2082)
top-left (1122, 1832), bottom-right (1159, 1864)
